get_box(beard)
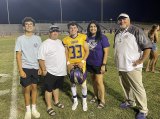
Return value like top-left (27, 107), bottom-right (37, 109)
top-left (119, 24), bottom-right (127, 29)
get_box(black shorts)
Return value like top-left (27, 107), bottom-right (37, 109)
top-left (44, 72), bottom-right (64, 92)
top-left (20, 68), bottom-right (39, 87)
top-left (86, 64), bottom-right (101, 74)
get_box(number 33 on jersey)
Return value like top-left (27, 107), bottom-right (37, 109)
top-left (63, 33), bottom-right (87, 64)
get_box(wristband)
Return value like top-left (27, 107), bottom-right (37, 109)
top-left (102, 64), bottom-right (106, 66)
top-left (81, 60), bottom-right (86, 63)
top-left (67, 61), bottom-right (70, 65)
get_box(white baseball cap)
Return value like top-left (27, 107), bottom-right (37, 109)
top-left (117, 13), bottom-right (129, 20)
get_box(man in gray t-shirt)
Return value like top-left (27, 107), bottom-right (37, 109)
top-left (15, 17), bottom-right (41, 119)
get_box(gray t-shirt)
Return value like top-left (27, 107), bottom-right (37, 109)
top-left (15, 35), bottom-right (42, 69)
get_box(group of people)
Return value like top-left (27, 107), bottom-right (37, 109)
top-left (15, 13), bottom-right (156, 119)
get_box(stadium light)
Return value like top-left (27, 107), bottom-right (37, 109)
top-left (60, 0), bottom-right (63, 23)
top-left (101, 0), bottom-right (103, 22)
top-left (6, 0), bottom-right (10, 24)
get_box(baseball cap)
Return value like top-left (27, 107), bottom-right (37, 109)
top-left (117, 13), bottom-right (129, 20)
top-left (49, 25), bottom-right (60, 33)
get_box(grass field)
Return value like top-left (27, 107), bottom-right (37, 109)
top-left (0, 33), bottom-right (160, 119)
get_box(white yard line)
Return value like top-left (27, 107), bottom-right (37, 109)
top-left (0, 74), bottom-right (11, 77)
top-left (0, 74), bottom-right (10, 83)
top-left (9, 52), bottom-right (18, 119)
top-left (0, 89), bottom-right (10, 96)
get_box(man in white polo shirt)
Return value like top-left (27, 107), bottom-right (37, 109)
top-left (114, 13), bottom-right (152, 119)
top-left (38, 25), bottom-right (67, 116)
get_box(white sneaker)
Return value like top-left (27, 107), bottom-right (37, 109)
top-left (32, 110), bottom-right (40, 118)
top-left (82, 102), bottom-right (88, 111)
top-left (72, 101), bottom-right (78, 110)
top-left (24, 111), bottom-right (31, 119)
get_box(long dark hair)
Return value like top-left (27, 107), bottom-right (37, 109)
top-left (148, 24), bottom-right (159, 41)
top-left (148, 24), bottom-right (159, 36)
top-left (87, 20), bottom-right (102, 42)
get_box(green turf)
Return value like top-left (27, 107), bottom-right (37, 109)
top-left (0, 33), bottom-right (160, 119)
top-left (0, 36), bottom-right (16, 119)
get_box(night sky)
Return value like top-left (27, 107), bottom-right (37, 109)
top-left (0, 0), bottom-right (159, 24)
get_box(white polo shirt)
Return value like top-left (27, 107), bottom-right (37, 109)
top-left (38, 38), bottom-right (67, 76)
top-left (114, 25), bottom-right (152, 71)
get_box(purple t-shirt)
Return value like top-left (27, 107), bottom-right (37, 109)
top-left (86, 34), bottom-right (110, 66)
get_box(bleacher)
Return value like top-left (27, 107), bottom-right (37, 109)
top-left (0, 22), bottom-right (152, 36)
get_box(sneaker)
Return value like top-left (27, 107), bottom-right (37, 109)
top-left (72, 101), bottom-right (78, 110)
top-left (82, 102), bottom-right (88, 111)
top-left (32, 110), bottom-right (40, 118)
top-left (120, 102), bottom-right (132, 109)
top-left (136, 112), bottom-right (147, 119)
top-left (24, 111), bottom-right (31, 119)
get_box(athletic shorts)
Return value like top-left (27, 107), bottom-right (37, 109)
top-left (151, 43), bottom-right (157, 51)
top-left (86, 64), bottom-right (101, 74)
top-left (44, 72), bottom-right (64, 92)
top-left (20, 68), bottom-right (39, 87)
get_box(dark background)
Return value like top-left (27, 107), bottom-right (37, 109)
top-left (0, 0), bottom-right (159, 24)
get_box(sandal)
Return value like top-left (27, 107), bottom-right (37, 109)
top-left (54, 102), bottom-right (64, 109)
top-left (90, 97), bottom-right (97, 103)
top-left (47, 108), bottom-right (56, 116)
top-left (97, 102), bottom-right (105, 109)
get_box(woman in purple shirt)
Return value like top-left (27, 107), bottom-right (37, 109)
top-left (86, 21), bottom-right (110, 108)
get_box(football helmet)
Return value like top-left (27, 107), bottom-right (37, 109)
top-left (70, 66), bottom-right (85, 84)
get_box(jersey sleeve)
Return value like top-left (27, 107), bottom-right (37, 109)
top-left (83, 34), bottom-right (87, 41)
top-left (62, 38), bottom-right (68, 47)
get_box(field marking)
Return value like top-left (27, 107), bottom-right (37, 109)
top-left (0, 74), bottom-right (10, 83)
top-left (9, 51), bottom-right (18, 119)
top-left (0, 78), bottom-right (8, 83)
top-left (0, 89), bottom-right (10, 96)
top-left (0, 74), bottom-right (11, 77)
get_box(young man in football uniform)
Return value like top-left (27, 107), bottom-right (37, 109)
top-left (63, 22), bottom-right (89, 111)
